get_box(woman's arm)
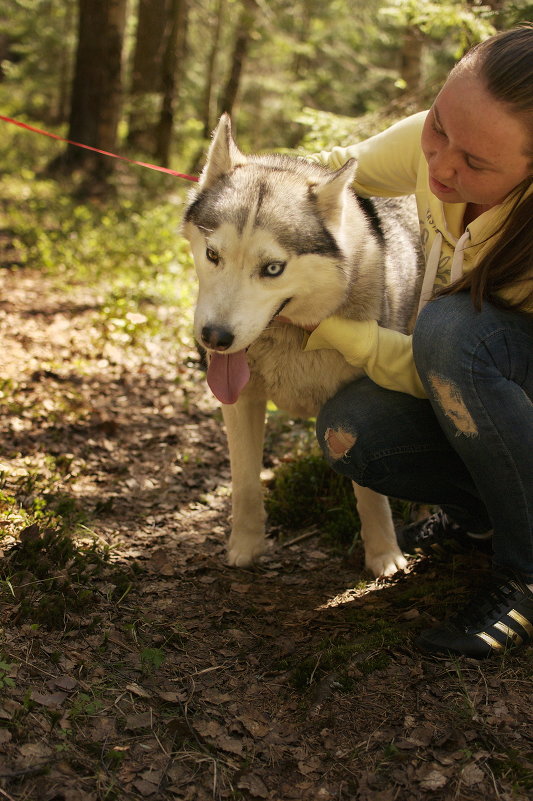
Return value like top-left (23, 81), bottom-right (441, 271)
top-left (304, 316), bottom-right (427, 398)
top-left (311, 111), bottom-right (428, 198)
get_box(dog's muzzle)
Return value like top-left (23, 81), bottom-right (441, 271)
top-left (201, 324), bottom-right (234, 351)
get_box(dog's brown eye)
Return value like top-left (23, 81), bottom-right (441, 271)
top-left (206, 247), bottom-right (219, 264)
top-left (261, 261), bottom-right (286, 278)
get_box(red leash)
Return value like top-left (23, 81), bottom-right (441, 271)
top-left (0, 114), bottom-right (199, 182)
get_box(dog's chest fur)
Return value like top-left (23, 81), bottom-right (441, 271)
top-left (246, 325), bottom-right (360, 418)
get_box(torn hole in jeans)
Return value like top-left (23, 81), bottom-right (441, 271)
top-left (427, 372), bottom-right (478, 436)
top-left (324, 427), bottom-right (357, 461)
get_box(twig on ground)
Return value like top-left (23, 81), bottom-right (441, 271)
top-left (281, 527), bottom-right (320, 548)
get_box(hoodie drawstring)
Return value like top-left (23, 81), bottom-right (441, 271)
top-left (450, 230), bottom-right (470, 283)
top-left (417, 233), bottom-right (442, 314)
top-left (417, 229), bottom-right (471, 315)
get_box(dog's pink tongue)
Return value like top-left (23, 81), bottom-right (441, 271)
top-left (207, 350), bottom-right (250, 404)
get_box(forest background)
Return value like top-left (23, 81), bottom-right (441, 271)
top-left (2, 0), bottom-right (531, 180)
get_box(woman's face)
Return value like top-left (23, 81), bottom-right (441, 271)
top-left (421, 71), bottom-right (531, 208)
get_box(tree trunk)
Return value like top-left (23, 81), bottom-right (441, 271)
top-left (201, 0), bottom-right (226, 139)
top-left (61, 0), bottom-right (127, 178)
top-left (154, 0), bottom-right (189, 167)
top-left (399, 27), bottom-right (424, 92)
top-left (130, 0), bottom-right (168, 93)
top-left (53, 0), bottom-right (77, 123)
top-left (127, 0), bottom-right (168, 149)
top-left (0, 33), bottom-right (8, 81)
top-left (218, 0), bottom-right (259, 118)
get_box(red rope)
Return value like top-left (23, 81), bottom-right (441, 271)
top-left (0, 114), bottom-right (199, 182)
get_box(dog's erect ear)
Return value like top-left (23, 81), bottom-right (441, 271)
top-left (310, 159), bottom-right (357, 225)
top-left (199, 113), bottom-right (247, 190)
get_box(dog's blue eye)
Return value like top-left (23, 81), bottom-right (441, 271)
top-left (206, 247), bottom-right (219, 264)
top-left (262, 262), bottom-right (286, 278)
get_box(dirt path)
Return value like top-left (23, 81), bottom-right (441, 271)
top-left (1, 268), bottom-right (532, 801)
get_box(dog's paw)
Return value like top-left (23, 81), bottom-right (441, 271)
top-left (365, 548), bottom-right (408, 578)
top-left (227, 537), bottom-right (267, 567)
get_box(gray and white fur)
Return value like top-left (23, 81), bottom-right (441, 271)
top-left (183, 114), bottom-right (423, 576)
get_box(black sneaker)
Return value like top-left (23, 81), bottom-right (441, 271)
top-left (396, 510), bottom-right (491, 557)
top-left (415, 572), bottom-right (533, 659)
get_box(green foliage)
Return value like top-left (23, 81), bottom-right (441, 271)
top-left (69, 692), bottom-right (105, 720)
top-left (288, 620), bottom-right (405, 690)
top-left (0, 467), bottom-right (85, 529)
top-left (265, 444), bottom-right (414, 551)
top-left (489, 748), bottom-right (533, 792)
top-left (2, 0), bottom-right (526, 157)
top-left (0, 118), bottom-right (197, 352)
top-left (0, 523), bottom-right (101, 627)
top-left (0, 497), bottom-right (136, 629)
top-left (379, 0), bottom-right (496, 58)
top-left (140, 647), bottom-right (167, 673)
top-left (1, 0), bottom-right (78, 121)
top-left (0, 657), bottom-right (16, 689)
top-left (265, 452), bottom-right (360, 545)
top-left (295, 106), bottom-right (404, 154)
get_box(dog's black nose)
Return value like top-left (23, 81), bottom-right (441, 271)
top-left (201, 325), bottom-right (234, 350)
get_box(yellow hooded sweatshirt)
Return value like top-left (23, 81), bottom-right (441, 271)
top-left (304, 111), bottom-right (533, 398)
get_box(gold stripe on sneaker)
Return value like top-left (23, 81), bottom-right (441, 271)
top-left (494, 621), bottom-right (523, 645)
top-left (508, 609), bottom-right (533, 636)
top-left (474, 632), bottom-right (505, 650)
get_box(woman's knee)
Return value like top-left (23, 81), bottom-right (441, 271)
top-left (414, 292), bottom-right (533, 395)
top-left (316, 377), bottom-right (425, 481)
top-left (316, 392), bottom-right (360, 470)
top-left (315, 378), bottom-right (383, 477)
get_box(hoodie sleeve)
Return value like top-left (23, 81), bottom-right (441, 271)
top-left (304, 317), bottom-right (427, 398)
top-left (311, 111), bottom-right (427, 198)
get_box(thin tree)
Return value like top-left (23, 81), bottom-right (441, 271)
top-left (399, 26), bottom-right (424, 92)
top-left (154, 0), bottom-right (189, 167)
top-left (218, 0), bottom-right (259, 117)
top-left (54, 0), bottom-right (127, 179)
top-left (128, 0), bottom-right (168, 150)
top-left (201, 0), bottom-right (226, 139)
top-left (53, 0), bottom-right (77, 124)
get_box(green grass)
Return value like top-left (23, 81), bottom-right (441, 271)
top-left (0, 110), bottom-right (197, 355)
top-left (289, 639), bottom-right (393, 690)
top-left (277, 613), bottom-right (412, 692)
top-left (0, 656), bottom-right (16, 690)
top-left (265, 452), bottom-right (361, 544)
top-left (1, 184), bottom-right (197, 351)
top-left (0, 421), bottom-right (136, 631)
top-left (2, 522), bottom-right (106, 628)
top-left (265, 450), bottom-right (414, 547)
top-left (490, 750), bottom-right (533, 792)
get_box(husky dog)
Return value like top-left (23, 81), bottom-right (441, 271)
top-left (183, 114), bottom-right (423, 577)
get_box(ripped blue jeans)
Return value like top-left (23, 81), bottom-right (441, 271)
top-left (316, 293), bottom-right (533, 579)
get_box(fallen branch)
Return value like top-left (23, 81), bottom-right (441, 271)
top-left (280, 527), bottom-right (320, 548)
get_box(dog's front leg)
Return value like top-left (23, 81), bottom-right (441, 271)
top-left (222, 394), bottom-right (268, 567)
top-left (352, 483), bottom-right (408, 577)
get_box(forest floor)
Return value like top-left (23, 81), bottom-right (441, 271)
top-left (1, 265), bottom-right (532, 801)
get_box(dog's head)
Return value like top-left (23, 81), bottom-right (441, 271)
top-left (182, 115), bottom-right (360, 402)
